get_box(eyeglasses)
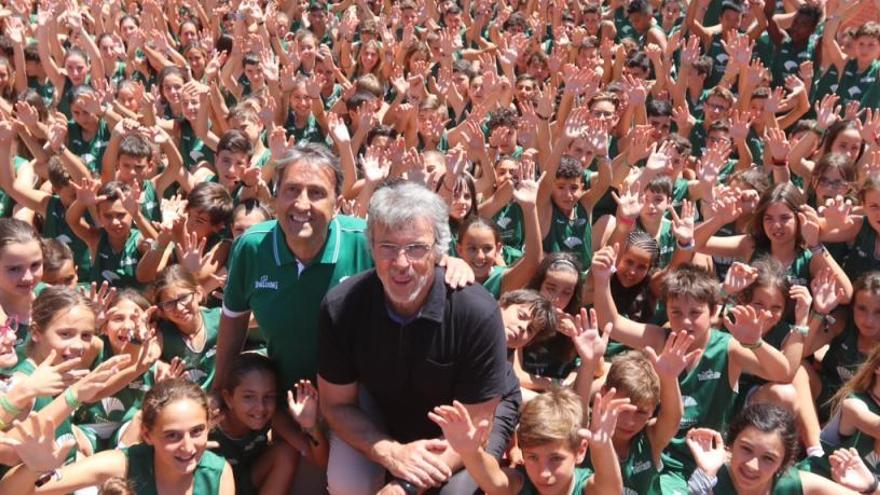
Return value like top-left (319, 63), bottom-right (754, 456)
top-left (374, 243), bottom-right (434, 261)
top-left (0, 316), bottom-right (18, 339)
top-left (705, 102), bottom-right (730, 112)
top-left (158, 292), bottom-right (197, 312)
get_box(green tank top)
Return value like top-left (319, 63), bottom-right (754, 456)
top-left (67, 119), bottom-right (110, 175)
top-left (809, 391), bottom-right (880, 478)
top-left (494, 202), bottom-right (525, 264)
top-left (482, 266), bottom-right (507, 299)
top-left (715, 464), bottom-right (803, 494)
top-left (583, 430), bottom-right (661, 495)
top-left (836, 59), bottom-right (880, 106)
top-left (543, 203), bottom-right (592, 268)
top-left (843, 220), bottom-right (880, 280)
top-left (43, 195), bottom-right (93, 281)
top-left (811, 65), bottom-right (840, 106)
top-left (283, 111), bottom-right (326, 145)
top-left (57, 77), bottom-right (76, 119)
top-left (662, 330), bottom-right (736, 478)
top-left (124, 443), bottom-right (226, 495)
top-left (706, 32), bottom-right (729, 88)
top-left (753, 247), bottom-right (812, 287)
top-left (179, 120), bottom-right (214, 171)
top-left (518, 465), bottom-right (592, 494)
top-left (141, 180), bottom-right (161, 223)
top-left (10, 358), bottom-right (76, 463)
top-left (91, 228), bottom-right (142, 289)
top-left (820, 319), bottom-right (864, 398)
top-left (208, 425), bottom-right (270, 494)
top-left (158, 307), bottom-right (220, 390)
top-left (613, 8), bottom-right (636, 43)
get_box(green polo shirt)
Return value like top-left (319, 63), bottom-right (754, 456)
top-left (223, 216), bottom-right (373, 387)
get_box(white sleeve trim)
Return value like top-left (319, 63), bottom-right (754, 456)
top-left (222, 304), bottom-right (251, 318)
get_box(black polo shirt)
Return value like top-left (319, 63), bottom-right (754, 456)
top-left (318, 267), bottom-right (509, 443)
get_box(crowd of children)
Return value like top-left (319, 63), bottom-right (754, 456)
top-left (4, 0), bottom-right (880, 493)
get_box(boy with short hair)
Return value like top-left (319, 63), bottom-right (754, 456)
top-left (431, 386), bottom-right (634, 495)
top-left (591, 250), bottom-right (792, 493)
top-left (824, 1), bottom-right (880, 106)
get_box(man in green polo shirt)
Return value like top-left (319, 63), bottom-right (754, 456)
top-left (215, 143), bottom-right (373, 391)
top-left (215, 143), bottom-right (475, 392)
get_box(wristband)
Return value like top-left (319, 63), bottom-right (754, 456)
top-left (772, 157), bottom-right (788, 167)
top-left (0, 394), bottom-right (22, 415)
top-left (537, 112), bottom-right (551, 120)
top-left (809, 243), bottom-right (826, 255)
top-left (791, 325), bottom-right (809, 336)
top-left (395, 479), bottom-right (419, 495)
top-left (741, 339), bottom-right (763, 350)
top-left (677, 238), bottom-right (695, 251)
top-left (618, 215), bottom-right (636, 226)
top-left (64, 388), bottom-right (81, 409)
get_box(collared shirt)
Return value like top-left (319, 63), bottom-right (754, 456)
top-left (223, 216), bottom-right (373, 386)
top-left (318, 267), bottom-right (509, 443)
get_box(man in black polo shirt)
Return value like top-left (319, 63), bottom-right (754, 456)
top-left (318, 182), bottom-right (516, 495)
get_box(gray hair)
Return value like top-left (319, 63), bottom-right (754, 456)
top-left (275, 142), bottom-right (343, 197)
top-left (366, 182), bottom-right (452, 257)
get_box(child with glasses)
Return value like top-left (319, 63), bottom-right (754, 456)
top-left (149, 265), bottom-right (220, 390)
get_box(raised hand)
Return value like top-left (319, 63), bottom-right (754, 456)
top-left (71, 177), bottom-right (107, 206)
top-left (268, 126), bottom-right (295, 160)
top-left (670, 200), bottom-right (695, 246)
top-left (810, 267), bottom-right (847, 315)
top-left (155, 356), bottom-right (186, 383)
top-left (361, 145), bottom-right (390, 184)
top-left (288, 379), bottom-right (318, 430)
top-left (723, 262), bottom-right (758, 295)
top-left (764, 126), bottom-right (791, 162)
top-left (797, 204), bottom-right (821, 248)
top-left (586, 388), bottom-right (636, 446)
top-left (830, 448), bottom-right (877, 492)
top-left (175, 231), bottom-right (208, 275)
top-left (686, 428), bottom-right (725, 477)
top-left (69, 354), bottom-right (131, 404)
top-left (645, 331), bottom-right (701, 379)
top-left (590, 243), bottom-right (619, 284)
top-left (512, 160), bottom-right (542, 206)
top-left (82, 281), bottom-right (117, 329)
top-left (724, 305), bottom-right (771, 346)
top-left (645, 141), bottom-right (672, 172)
top-left (815, 94), bottom-right (842, 132)
top-left (562, 308), bottom-right (612, 363)
top-left (0, 413), bottom-right (75, 472)
top-left (612, 186), bottom-right (644, 222)
top-left (784, 283), bottom-right (812, 325)
top-left (429, 400), bottom-right (490, 456)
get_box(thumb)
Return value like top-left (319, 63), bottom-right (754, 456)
top-left (55, 437), bottom-right (77, 460)
top-left (41, 349), bottom-right (58, 366)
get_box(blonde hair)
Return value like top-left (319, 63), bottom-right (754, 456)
top-left (517, 387), bottom-right (585, 450)
top-left (606, 351), bottom-right (660, 410)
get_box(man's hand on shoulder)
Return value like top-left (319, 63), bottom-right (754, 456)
top-left (380, 439), bottom-right (452, 490)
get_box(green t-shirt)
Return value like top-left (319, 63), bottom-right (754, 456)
top-left (518, 465), bottom-right (592, 494)
top-left (494, 202), bottom-right (525, 264)
top-left (223, 216), bottom-right (373, 386)
top-left (583, 430), bottom-right (661, 494)
top-left (180, 119), bottom-right (214, 170)
top-left (124, 443), bottom-right (226, 495)
top-left (716, 464), bottom-right (803, 494)
top-left (843, 220), bottom-right (880, 281)
top-left (157, 307), bottom-right (220, 390)
top-left (836, 59), bottom-right (880, 106)
top-left (482, 266), bottom-right (507, 299)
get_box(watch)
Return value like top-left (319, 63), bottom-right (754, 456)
top-left (394, 479), bottom-right (419, 495)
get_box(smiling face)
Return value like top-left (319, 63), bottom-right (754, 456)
top-left (103, 298), bottom-right (145, 351)
top-left (814, 167), bottom-right (849, 203)
top-left (0, 240), bottom-right (43, 298)
top-left (550, 177), bottom-right (584, 214)
top-left (641, 190), bottom-right (669, 221)
top-left (728, 426), bottom-right (785, 491)
top-left (161, 73), bottom-right (185, 108)
top-left (32, 303), bottom-right (95, 364)
top-left (450, 185), bottom-right (473, 221)
top-left (522, 439), bottom-right (586, 495)
top-left (273, 161), bottom-right (338, 262)
top-left (158, 285), bottom-right (201, 332)
top-left (749, 285), bottom-right (786, 331)
top-left (64, 53), bottom-right (88, 86)
top-left (616, 246), bottom-right (653, 288)
top-left (142, 398), bottom-right (209, 475)
top-left (371, 218), bottom-right (438, 316)
top-left (501, 302), bottom-right (536, 349)
top-left (855, 35), bottom-right (880, 65)
top-left (762, 202), bottom-right (798, 245)
top-left (458, 224), bottom-right (501, 281)
top-left (222, 369), bottom-right (277, 430)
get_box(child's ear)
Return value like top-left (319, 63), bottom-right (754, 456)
top-left (575, 437), bottom-right (589, 464)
